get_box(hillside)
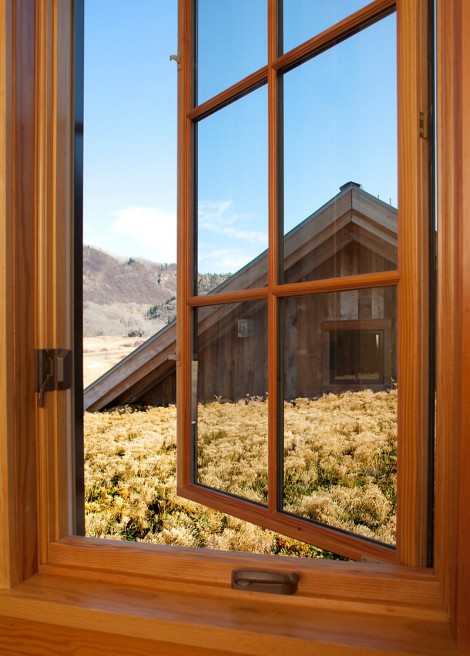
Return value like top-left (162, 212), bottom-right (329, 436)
top-left (83, 245), bottom-right (176, 306)
top-left (83, 246), bottom-right (176, 338)
top-left (83, 245), bottom-right (230, 338)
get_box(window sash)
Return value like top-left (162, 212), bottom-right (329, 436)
top-left (177, 0), bottom-right (432, 565)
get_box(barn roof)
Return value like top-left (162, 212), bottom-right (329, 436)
top-left (84, 182), bottom-right (397, 411)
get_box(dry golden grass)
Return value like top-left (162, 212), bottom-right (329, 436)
top-left (83, 335), bottom-right (148, 387)
top-left (85, 389), bottom-right (397, 557)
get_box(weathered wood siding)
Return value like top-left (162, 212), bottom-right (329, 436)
top-left (137, 240), bottom-right (396, 406)
top-left (89, 189), bottom-right (399, 411)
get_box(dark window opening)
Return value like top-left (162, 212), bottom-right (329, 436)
top-left (329, 330), bottom-right (384, 385)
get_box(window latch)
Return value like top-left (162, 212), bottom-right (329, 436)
top-left (231, 569), bottom-right (299, 595)
top-left (36, 348), bottom-right (73, 407)
top-left (169, 54), bottom-right (181, 70)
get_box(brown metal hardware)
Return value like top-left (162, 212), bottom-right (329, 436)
top-left (37, 348), bottom-right (73, 407)
top-left (231, 569), bottom-right (299, 595)
top-left (169, 54), bottom-right (181, 70)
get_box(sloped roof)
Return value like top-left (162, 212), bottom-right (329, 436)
top-left (84, 182), bottom-right (397, 411)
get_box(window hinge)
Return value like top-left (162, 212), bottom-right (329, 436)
top-left (231, 569), bottom-right (299, 595)
top-left (169, 54), bottom-right (181, 70)
top-left (419, 111), bottom-right (428, 139)
top-left (36, 348), bottom-right (73, 407)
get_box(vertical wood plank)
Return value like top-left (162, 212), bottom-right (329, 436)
top-left (176, 0), bottom-right (193, 492)
top-left (456, 0), bottom-right (470, 648)
top-left (12, 0), bottom-right (38, 584)
top-left (435, 1), bottom-right (470, 647)
top-left (35, 0), bottom-right (75, 562)
top-left (0, 0), bottom-right (16, 589)
top-left (54, 0), bottom-right (75, 540)
top-left (35, 0), bottom-right (55, 562)
top-left (396, 0), bottom-right (430, 567)
top-left (434, 0), bottom-right (461, 624)
top-left (311, 294), bottom-right (322, 395)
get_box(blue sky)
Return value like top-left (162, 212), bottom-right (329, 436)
top-left (83, 1), bottom-right (178, 263)
top-left (84, 2), bottom-right (396, 273)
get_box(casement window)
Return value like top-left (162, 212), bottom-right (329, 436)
top-left (2, 1), bottom-right (470, 654)
top-left (176, 0), bottom-right (432, 565)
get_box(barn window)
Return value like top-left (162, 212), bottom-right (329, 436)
top-left (321, 318), bottom-right (394, 388)
top-left (177, 0), bottom-right (433, 564)
top-left (329, 329), bottom-right (384, 385)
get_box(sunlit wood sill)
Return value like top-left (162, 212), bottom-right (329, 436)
top-left (0, 572), bottom-right (460, 655)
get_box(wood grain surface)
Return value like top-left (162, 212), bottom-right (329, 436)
top-left (1, 0), bottom-right (470, 654)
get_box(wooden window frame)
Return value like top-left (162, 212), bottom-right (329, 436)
top-left (0, 0), bottom-right (469, 654)
top-left (178, 0), bottom-right (426, 565)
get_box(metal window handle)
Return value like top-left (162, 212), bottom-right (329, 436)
top-left (37, 349), bottom-right (73, 407)
top-left (231, 569), bottom-right (299, 595)
top-left (38, 372), bottom-right (54, 408)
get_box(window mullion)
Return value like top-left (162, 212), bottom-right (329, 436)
top-left (272, 0), bottom-right (395, 71)
top-left (267, 0), bottom-right (280, 515)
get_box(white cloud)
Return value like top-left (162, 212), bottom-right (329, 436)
top-left (199, 247), bottom-right (263, 274)
top-left (224, 226), bottom-right (268, 243)
top-left (198, 200), bottom-right (267, 245)
top-left (198, 200), bottom-right (235, 227)
top-left (111, 206), bottom-right (177, 262)
top-left (83, 222), bottom-right (108, 248)
top-left (84, 201), bottom-right (266, 271)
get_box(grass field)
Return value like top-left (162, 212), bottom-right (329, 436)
top-left (84, 389), bottom-right (397, 558)
top-left (83, 335), bottom-right (147, 387)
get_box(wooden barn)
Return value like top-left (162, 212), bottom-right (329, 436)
top-left (85, 182), bottom-right (397, 411)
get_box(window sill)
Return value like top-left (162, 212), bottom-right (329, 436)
top-left (0, 569), bottom-right (460, 656)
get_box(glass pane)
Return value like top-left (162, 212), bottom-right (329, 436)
top-left (282, 0), bottom-right (370, 54)
top-left (194, 301), bottom-right (268, 505)
top-left (197, 0), bottom-right (267, 104)
top-left (282, 15), bottom-right (397, 284)
top-left (282, 288), bottom-right (397, 545)
top-left (197, 88), bottom-right (268, 294)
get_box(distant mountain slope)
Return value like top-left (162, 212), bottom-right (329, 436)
top-left (83, 245), bottom-right (176, 306)
top-left (82, 245), bottom-right (230, 337)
